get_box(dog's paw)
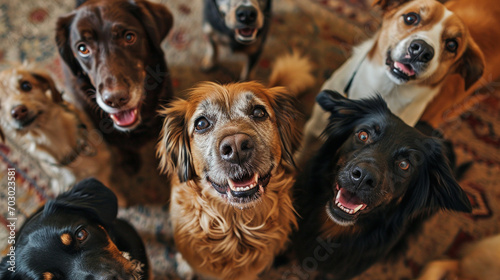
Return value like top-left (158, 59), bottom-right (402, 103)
top-left (175, 252), bottom-right (196, 280)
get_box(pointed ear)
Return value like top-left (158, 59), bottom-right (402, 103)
top-left (44, 178), bottom-right (118, 227)
top-left (135, 0), bottom-right (173, 51)
top-left (372, 0), bottom-right (413, 12)
top-left (268, 87), bottom-right (302, 168)
top-left (31, 71), bottom-right (63, 103)
top-left (56, 13), bottom-right (83, 77)
top-left (156, 99), bottom-right (195, 182)
top-left (316, 90), bottom-right (347, 112)
top-left (455, 39), bottom-right (485, 91)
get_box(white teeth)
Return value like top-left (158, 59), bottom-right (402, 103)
top-left (335, 200), bottom-right (365, 215)
top-left (354, 204), bottom-right (364, 212)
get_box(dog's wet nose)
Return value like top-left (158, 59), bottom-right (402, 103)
top-left (236, 6), bottom-right (258, 24)
top-left (102, 88), bottom-right (130, 108)
top-left (351, 165), bottom-right (376, 189)
top-left (408, 39), bottom-right (434, 63)
top-left (11, 105), bottom-right (28, 121)
top-left (220, 133), bottom-right (254, 164)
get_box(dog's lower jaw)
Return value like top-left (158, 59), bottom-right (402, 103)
top-left (326, 202), bottom-right (357, 227)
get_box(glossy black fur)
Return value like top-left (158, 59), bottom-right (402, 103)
top-left (292, 90), bottom-right (472, 280)
top-left (0, 179), bottom-right (149, 280)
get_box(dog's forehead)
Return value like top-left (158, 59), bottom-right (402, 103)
top-left (74, 4), bottom-right (143, 35)
top-left (194, 89), bottom-right (269, 118)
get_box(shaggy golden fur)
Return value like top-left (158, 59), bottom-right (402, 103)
top-left (0, 65), bottom-right (122, 204)
top-left (157, 54), bottom-right (313, 279)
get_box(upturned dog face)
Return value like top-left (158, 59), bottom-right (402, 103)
top-left (214, 0), bottom-right (268, 44)
top-left (157, 82), bottom-right (300, 208)
top-left (373, 0), bottom-right (484, 89)
top-left (316, 90), bottom-right (471, 226)
top-left (56, 0), bottom-right (173, 131)
top-left (0, 179), bottom-right (144, 280)
top-left (0, 67), bottom-right (62, 137)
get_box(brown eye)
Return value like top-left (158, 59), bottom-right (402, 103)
top-left (399, 160), bottom-right (410, 171)
top-left (20, 81), bottom-right (32, 92)
top-left (445, 39), bottom-right (458, 53)
top-left (358, 131), bottom-right (369, 142)
top-left (252, 106), bottom-right (267, 119)
top-left (76, 228), bottom-right (89, 242)
top-left (195, 117), bottom-right (211, 132)
top-left (124, 32), bottom-right (136, 44)
top-left (77, 43), bottom-right (91, 57)
top-left (403, 12), bottom-right (420, 25)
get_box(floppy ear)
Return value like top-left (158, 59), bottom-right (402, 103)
top-left (43, 178), bottom-right (118, 227)
top-left (455, 39), bottom-right (485, 91)
top-left (135, 0), bottom-right (174, 51)
top-left (31, 71), bottom-right (63, 103)
top-left (55, 13), bottom-right (83, 77)
top-left (268, 87), bottom-right (302, 168)
top-left (372, 0), bottom-right (412, 11)
top-left (156, 99), bottom-right (195, 182)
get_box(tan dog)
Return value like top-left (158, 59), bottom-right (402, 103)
top-left (417, 234), bottom-right (500, 280)
top-left (0, 66), bottom-right (119, 202)
top-left (157, 54), bottom-right (313, 280)
top-left (299, 0), bottom-right (485, 166)
top-left (421, 0), bottom-right (500, 127)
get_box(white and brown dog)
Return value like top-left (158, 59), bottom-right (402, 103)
top-left (0, 66), bottom-right (121, 203)
top-left (157, 53), bottom-right (313, 280)
top-left (299, 0), bottom-right (487, 166)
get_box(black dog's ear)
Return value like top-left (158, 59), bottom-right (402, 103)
top-left (156, 99), bottom-right (194, 182)
top-left (135, 0), bottom-right (173, 51)
top-left (55, 13), bottom-right (83, 77)
top-left (316, 90), bottom-right (347, 112)
top-left (44, 178), bottom-right (118, 227)
top-left (269, 87), bottom-right (302, 168)
top-left (455, 39), bottom-right (485, 91)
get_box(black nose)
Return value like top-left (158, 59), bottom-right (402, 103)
top-left (219, 133), bottom-right (254, 164)
top-left (236, 6), bottom-right (258, 24)
top-left (101, 88), bottom-right (130, 109)
top-left (408, 39), bottom-right (434, 63)
top-left (350, 165), bottom-right (377, 189)
top-left (11, 105), bottom-right (28, 121)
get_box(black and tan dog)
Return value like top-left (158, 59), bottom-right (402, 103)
top-left (0, 178), bottom-right (149, 280)
top-left (55, 0), bottom-right (174, 169)
top-left (202, 0), bottom-right (272, 80)
top-left (292, 91), bottom-right (472, 280)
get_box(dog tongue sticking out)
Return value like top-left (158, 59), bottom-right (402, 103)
top-left (110, 108), bottom-right (138, 127)
top-left (335, 187), bottom-right (367, 215)
top-left (394, 61), bottom-right (415, 77)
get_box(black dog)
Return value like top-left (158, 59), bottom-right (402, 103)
top-left (291, 91), bottom-right (472, 280)
top-left (56, 0), bottom-right (174, 170)
top-left (202, 0), bottom-right (272, 80)
top-left (0, 178), bottom-right (149, 280)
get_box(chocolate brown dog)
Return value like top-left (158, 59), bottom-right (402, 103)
top-left (56, 0), bottom-right (174, 169)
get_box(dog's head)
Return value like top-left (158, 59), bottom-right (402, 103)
top-left (316, 90), bottom-right (471, 226)
top-left (373, 0), bottom-right (484, 90)
top-left (0, 178), bottom-right (144, 280)
top-left (157, 81), bottom-right (300, 208)
top-left (56, 0), bottom-right (173, 131)
top-left (212, 0), bottom-right (271, 44)
top-left (0, 67), bottom-right (63, 139)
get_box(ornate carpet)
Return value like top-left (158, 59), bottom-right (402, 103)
top-left (0, 0), bottom-right (499, 279)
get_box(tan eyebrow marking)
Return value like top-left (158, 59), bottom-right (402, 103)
top-left (43, 272), bottom-right (54, 280)
top-left (60, 233), bottom-right (73, 246)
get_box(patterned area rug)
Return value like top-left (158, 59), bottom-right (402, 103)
top-left (0, 0), bottom-right (499, 279)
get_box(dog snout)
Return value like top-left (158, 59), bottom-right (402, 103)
top-left (350, 164), bottom-right (377, 189)
top-left (219, 133), bottom-right (254, 164)
top-left (11, 105), bottom-right (28, 121)
top-left (408, 39), bottom-right (434, 63)
top-left (236, 6), bottom-right (258, 24)
top-left (102, 88), bottom-right (130, 109)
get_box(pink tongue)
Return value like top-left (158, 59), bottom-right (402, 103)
top-left (239, 28), bottom-right (255, 36)
top-left (231, 176), bottom-right (256, 188)
top-left (338, 188), bottom-right (365, 210)
top-left (110, 108), bottom-right (137, 127)
top-left (394, 61), bottom-right (415, 76)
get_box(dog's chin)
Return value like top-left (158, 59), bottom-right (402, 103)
top-left (207, 169), bottom-right (272, 209)
top-left (325, 184), bottom-right (368, 227)
top-left (385, 52), bottom-right (418, 85)
top-left (234, 27), bottom-right (259, 44)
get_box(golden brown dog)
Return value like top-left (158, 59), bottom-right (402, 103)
top-left (421, 0), bottom-right (500, 127)
top-left (0, 66), bottom-right (120, 203)
top-left (157, 53), bottom-right (313, 280)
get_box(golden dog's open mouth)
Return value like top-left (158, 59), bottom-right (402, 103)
top-left (207, 169), bottom-right (272, 205)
